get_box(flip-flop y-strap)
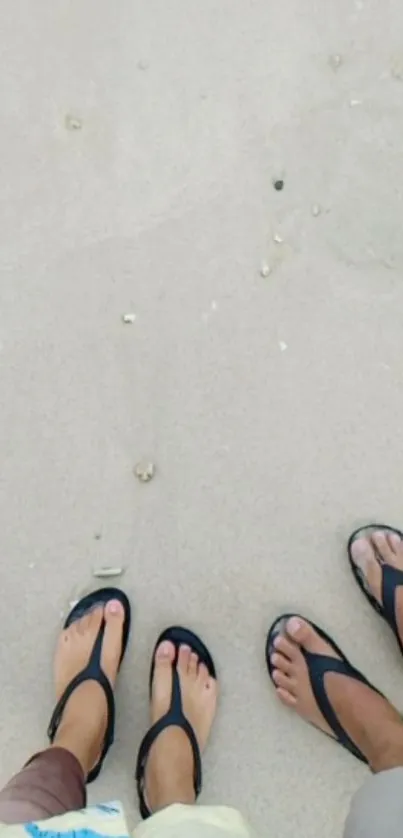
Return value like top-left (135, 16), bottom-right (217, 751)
top-left (48, 587), bottom-right (131, 783)
top-left (135, 626), bottom-right (216, 820)
top-left (348, 524), bottom-right (403, 654)
top-left (266, 614), bottom-right (385, 763)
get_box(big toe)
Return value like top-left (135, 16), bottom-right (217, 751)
top-left (155, 640), bottom-right (176, 668)
top-left (151, 640), bottom-right (176, 720)
top-left (350, 536), bottom-right (375, 568)
top-left (101, 599), bottom-right (125, 682)
top-left (285, 616), bottom-right (323, 655)
top-left (350, 535), bottom-right (383, 603)
top-left (105, 598), bottom-right (125, 622)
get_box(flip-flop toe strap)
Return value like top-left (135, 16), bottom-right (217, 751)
top-left (381, 564), bottom-right (403, 644)
top-left (135, 712), bottom-right (201, 819)
top-left (304, 651), bottom-right (375, 763)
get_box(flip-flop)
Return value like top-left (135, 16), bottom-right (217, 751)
top-left (266, 613), bottom-right (384, 763)
top-left (48, 587), bottom-right (131, 783)
top-left (348, 524), bottom-right (403, 655)
top-left (135, 626), bottom-right (216, 819)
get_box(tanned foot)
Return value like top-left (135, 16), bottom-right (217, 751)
top-left (52, 600), bottom-right (125, 776)
top-left (350, 529), bottom-right (403, 646)
top-left (271, 616), bottom-right (403, 772)
top-left (145, 641), bottom-right (218, 812)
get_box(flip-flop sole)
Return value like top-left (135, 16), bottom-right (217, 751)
top-left (65, 586), bottom-right (131, 667)
top-left (265, 612), bottom-right (373, 763)
top-left (137, 625), bottom-right (216, 818)
top-left (347, 524), bottom-right (403, 618)
top-left (149, 625), bottom-right (216, 693)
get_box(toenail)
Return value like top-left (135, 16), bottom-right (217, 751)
top-left (271, 653), bottom-right (278, 665)
top-left (180, 644), bottom-right (191, 653)
top-left (158, 641), bottom-right (172, 657)
top-left (108, 600), bottom-right (122, 615)
top-left (287, 617), bottom-right (301, 636)
top-left (374, 531), bottom-right (386, 540)
top-left (273, 635), bottom-right (282, 648)
top-left (351, 538), bottom-right (370, 558)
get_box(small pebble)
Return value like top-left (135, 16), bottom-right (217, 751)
top-left (273, 233), bottom-right (284, 244)
top-left (260, 263), bottom-right (271, 278)
top-left (329, 54), bottom-right (343, 71)
top-left (273, 179), bottom-right (284, 191)
top-left (93, 566), bottom-right (125, 578)
top-left (349, 98), bottom-right (362, 107)
top-left (137, 60), bottom-right (149, 71)
top-left (65, 114), bottom-right (82, 131)
top-left (94, 532), bottom-right (102, 540)
top-left (122, 313), bottom-right (136, 324)
top-left (135, 461), bottom-right (155, 482)
top-left (279, 341), bottom-right (288, 352)
top-left (311, 203), bottom-right (321, 217)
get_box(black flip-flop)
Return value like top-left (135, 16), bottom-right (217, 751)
top-left (266, 613), bottom-right (384, 763)
top-left (348, 524), bottom-right (403, 655)
top-left (135, 626), bottom-right (216, 819)
top-left (48, 587), bottom-right (131, 783)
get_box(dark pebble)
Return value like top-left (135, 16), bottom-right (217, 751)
top-left (273, 179), bottom-right (284, 191)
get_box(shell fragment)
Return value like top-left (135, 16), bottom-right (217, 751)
top-left (134, 461), bottom-right (155, 482)
top-left (92, 566), bottom-right (125, 578)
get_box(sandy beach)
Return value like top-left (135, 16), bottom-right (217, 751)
top-left (1, 2), bottom-right (403, 835)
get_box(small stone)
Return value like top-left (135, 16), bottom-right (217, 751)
top-left (329, 54), bottom-right (343, 71)
top-left (65, 114), bottom-right (82, 131)
top-left (279, 341), bottom-right (288, 352)
top-left (260, 263), bottom-right (271, 278)
top-left (273, 233), bottom-right (284, 244)
top-left (93, 566), bottom-right (125, 578)
top-left (137, 60), bottom-right (149, 71)
top-left (349, 98), bottom-right (362, 107)
top-left (122, 313), bottom-right (136, 324)
top-left (311, 203), bottom-right (321, 217)
top-left (135, 461), bottom-right (155, 482)
top-left (273, 179), bottom-right (284, 191)
top-left (94, 532), bottom-right (102, 540)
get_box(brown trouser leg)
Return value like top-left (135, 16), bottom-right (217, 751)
top-left (0, 748), bottom-right (86, 824)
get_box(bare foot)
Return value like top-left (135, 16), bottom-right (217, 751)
top-left (271, 616), bottom-right (403, 771)
top-left (52, 600), bottom-right (125, 776)
top-left (145, 641), bottom-right (218, 812)
top-left (350, 529), bottom-right (403, 644)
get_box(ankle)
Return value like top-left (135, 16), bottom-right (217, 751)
top-left (52, 703), bottom-right (106, 776)
top-left (146, 772), bottom-right (195, 812)
top-left (51, 681), bottom-right (106, 775)
top-left (145, 728), bottom-right (195, 812)
top-left (367, 721), bottom-right (403, 773)
top-left (53, 720), bottom-right (99, 777)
